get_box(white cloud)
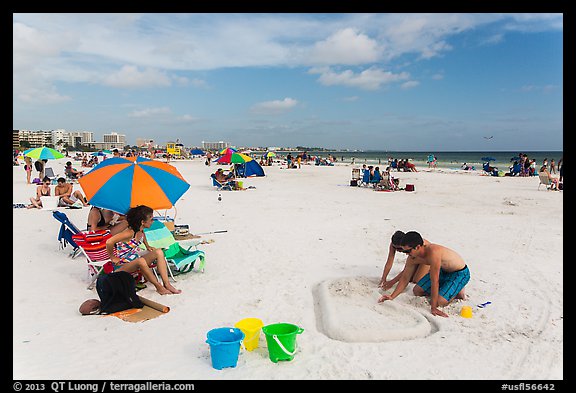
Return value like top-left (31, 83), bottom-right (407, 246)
top-left (103, 65), bottom-right (172, 88)
top-left (401, 80), bottom-right (420, 89)
top-left (128, 107), bottom-right (172, 118)
top-left (251, 98), bottom-right (299, 114)
top-left (311, 67), bottom-right (410, 90)
top-left (307, 28), bottom-right (381, 65)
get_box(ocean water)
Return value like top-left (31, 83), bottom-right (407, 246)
top-left (301, 151), bottom-right (563, 171)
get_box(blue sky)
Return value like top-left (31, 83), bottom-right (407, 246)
top-left (13, 13), bottom-right (563, 151)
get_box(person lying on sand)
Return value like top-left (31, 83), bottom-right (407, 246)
top-left (105, 205), bottom-right (181, 295)
top-left (378, 231), bottom-right (470, 317)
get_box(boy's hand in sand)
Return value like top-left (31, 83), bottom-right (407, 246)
top-left (431, 307), bottom-right (448, 318)
top-left (378, 294), bottom-right (393, 303)
top-left (379, 280), bottom-right (394, 290)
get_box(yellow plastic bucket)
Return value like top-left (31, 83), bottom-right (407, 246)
top-left (234, 318), bottom-right (263, 351)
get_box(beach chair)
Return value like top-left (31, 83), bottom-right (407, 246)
top-left (52, 211), bottom-right (82, 258)
top-left (375, 172), bottom-right (398, 191)
top-left (72, 230), bottom-right (115, 290)
top-left (44, 167), bottom-right (58, 184)
top-left (143, 219), bottom-right (206, 277)
top-left (359, 169), bottom-right (370, 187)
top-left (538, 173), bottom-right (552, 190)
top-left (370, 170), bottom-right (381, 187)
top-left (211, 174), bottom-right (234, 191)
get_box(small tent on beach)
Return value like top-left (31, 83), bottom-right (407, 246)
top-left (237, 160), bottom-right (265, 177)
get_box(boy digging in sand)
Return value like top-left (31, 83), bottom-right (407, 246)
top-left (378, 231), bottom-right (470, 317)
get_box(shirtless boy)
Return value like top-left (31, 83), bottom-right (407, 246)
top-left (379, 230), bottom-right (430, 290)
top-left (55, 177), bottom-right (89, 207)
top-left (378, 231), bottom-right (470, 317)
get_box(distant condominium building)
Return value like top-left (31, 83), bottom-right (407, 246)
top-left (14, 129), bottom-right (124, 150)
top-left (202, 141), bottom-right (230, 151)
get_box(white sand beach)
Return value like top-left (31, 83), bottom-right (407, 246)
top-left (13, 158), bottom-right (563, 380)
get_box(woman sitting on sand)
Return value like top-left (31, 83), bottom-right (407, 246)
top-left (105, 205), bottom-right (181, 295)
top-left (27, 176), bottom-right (52, 209)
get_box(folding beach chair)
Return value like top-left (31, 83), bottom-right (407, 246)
top-left (72, 230), bottom-right (115, 290)
top-left (44, 167), bottom-right (58, 184)
top-left (211, 174), bottom-right (234, 191)
top-left (144, 219), bottom-right (206, 277)
top-left (358, 169), bottom-right (371, 187)
top-left (52, 211), bottom-right (82, 258)
top-left (370, 170), bottom-right (381, 187)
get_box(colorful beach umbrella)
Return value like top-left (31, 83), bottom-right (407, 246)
top-left (190, 148), bottom-right (205, 155)
top-left (24, 147), bottom-right (64, 160)
top-left (78, 156), bottom-right (190, 214)
top-left (265, 152), bottom-right (276, 158)
top-left (215, 152), bottom-right (253, 164)
top-left (219, 147), bottom-right (237, 155)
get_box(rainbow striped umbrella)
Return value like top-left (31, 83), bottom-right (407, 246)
top-left (214, 152), bottom-right (253, 164)
top-left (24, 147), bottom-right (64, 160)
top-left (78, 156), bottom-right (190, 214)
top-left (219, 147), bottom-right (237, 155)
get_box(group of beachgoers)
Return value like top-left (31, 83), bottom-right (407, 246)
top-left (482, 154), bottom-right (563, 189)
top-left (14, 147), bottom-right (560, 315)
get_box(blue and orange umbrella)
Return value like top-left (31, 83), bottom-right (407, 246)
top-left (78, 156), bottom-right (190, 214)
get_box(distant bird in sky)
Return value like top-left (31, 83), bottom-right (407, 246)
top-left (483, 136), bottom-right (494, 139)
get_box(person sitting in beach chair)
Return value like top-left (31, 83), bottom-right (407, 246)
top-left (65, 161), bottom-right (84, 179)
top-left (375, 167), bottom-right (399, 191)
top-left (87, 206), bottom-right (129, 236)
top-left (105, 205), bottom-right (181, 295)
top-left (370, 167), bottom-right (382, 186)
top-left (213, 168), bottom-right (243, 190)
top-left (359, 167), bottom-right (371, 187)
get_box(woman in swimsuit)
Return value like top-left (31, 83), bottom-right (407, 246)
top-left (105, 205), bottom-right (181, 295)
top-left (27, 176), bottom-right (52, 209)
top-left (87, 206), bottom-right (128, 236)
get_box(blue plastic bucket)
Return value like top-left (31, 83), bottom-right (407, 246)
top-left (206, 327), bottom-right (245, 370)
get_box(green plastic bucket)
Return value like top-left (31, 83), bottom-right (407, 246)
top-left (262, 323), bottom-right (304, 363)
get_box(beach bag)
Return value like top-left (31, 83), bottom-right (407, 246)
top-left (32, 177), bottom-right (41, 184)
top-left (96, 271), bottom-right (143, 314)
top-left (405, 184), bottom-right (415, 192)
top-left (350, 179), bottom-right (358, 186)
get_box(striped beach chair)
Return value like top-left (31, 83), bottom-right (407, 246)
top-left (72, 230), bottom-right (114, 290)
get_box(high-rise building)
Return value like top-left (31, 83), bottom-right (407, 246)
top-left (202, 141), bottom-right (230, 151)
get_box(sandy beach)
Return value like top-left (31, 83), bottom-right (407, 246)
top-left (12, 158), bottom-right (563, 380)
